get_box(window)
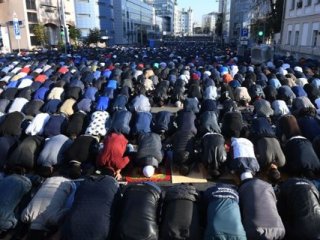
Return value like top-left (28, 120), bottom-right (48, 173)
top-left (290, 0), bottom-right (295, 10)
top-left (305, 0), bottom-right (312, 6)
top-left (26, 0), bottom-right (36, 10)
top-left (294, 31), bottom-right (300, 45)
top-left (287, 30), bottom-right (292, 45)
top-left (312, 30), bottom-right (318, 47)
top-left (27, 12), bottom-right (37, 22)
top-left (29, 23), bottom-right (37, 33)
top-left (30, 35), bottom-right (39, 45)
top-left (297, 1), bottom-right (303, 8)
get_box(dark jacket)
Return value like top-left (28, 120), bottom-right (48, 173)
top-left (65, 112), bottom-right (88, 138)
top-left (255, 137), bottom-right (286, 169)
top-left (22, 99), bottom-right (44, 117)
top-left (6, 135), bottom-right (44, 171)
top-left (136, 133), bottom-right (163, 167)
top-left (0, 99), bottom-right (11, 113)
top-left (118, 183), bottom-right (161, 240)
top-left (61, 176), bottom-right (120, 240)
top-left (250, 117), bottom-right (275, 141)
top-left (0, 111), bottom-right (24, 137)
top-left (297, 115), bottom-right (320, 141)
top-left (172, 130), bottom-right (195, 166)
top-left (201, 133), bottom-right (226, 171)
top-left (284, 136), bottom-right (320, 176)
top-left (199, 111), bottom-right (220, 135)
top-left (277, 178), bottom-right (320, 240)
top-left (239, 178), bottom-right (285, 240)
top-left (183, 98), bottom-right (199, 114)
top-left (176, 110), bottom-right (197, 135)
top-left (110, 110), bottom-right (132, 135)
top-left (43, 114), bottom-right (68, 138)
top-left (152, 111), bottom-right (174, 134)
top-left (64, 135), bottom-right (99, 164)
top-left (41, 99), bottom-right (61, 114)
top-left (0, 136), bottom-right (18, 169)
top-left (132, 111), bottom-right (152, 135)
top-left (160, 184), bottom-right (201, 240)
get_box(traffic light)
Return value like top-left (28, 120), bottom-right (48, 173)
top-left (60, 25), bottom-right (64, 36)
top-left (258, 31), bottom-right (264, 37)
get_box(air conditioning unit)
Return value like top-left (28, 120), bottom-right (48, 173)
top-left (297, 1), bottom-right (303, 8)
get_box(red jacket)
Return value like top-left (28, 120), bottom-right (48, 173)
top-left (97, 133), bottom-right (130, 173)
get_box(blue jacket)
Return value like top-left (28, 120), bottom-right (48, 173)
top-left (110, 110), bottom-right (132, 135)
top-left (95, 96), bottom-right (109, 111)
top-left (33, 87), bottom-right (49, 101)
top-left (133, 111), bottom-right (152, 135)
top-left (61, 176), bottom-right (120, 240)
top-left (83, 86), bottom-right (98, 101)
top-left (41, 99), bottom-right (61, 114)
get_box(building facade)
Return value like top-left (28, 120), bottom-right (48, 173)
top-left (202, 12), bottom-right (219, 35)
top-left (219, 0), bottom-right (231, 43)
top-left (150, 0), bottom-right (175, 34)
top-left (74, 0), bottom-right (114, 44)
top-left (229, 0), bottom-right (251, 45)
top-left (0, 0), bottom-right (76, 51)
top-left (280, 0), bottom-right (320, 59)
top-left (113, 0), bottom-right (154, 45)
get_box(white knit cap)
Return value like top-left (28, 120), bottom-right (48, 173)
top-left (143, 165), bottom-right (155, 178)
top-left (294, 66), bottom-right (303, 73)
top-left (240, 171), bottom-right (253, 181)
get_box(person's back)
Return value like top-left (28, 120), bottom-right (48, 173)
top-left (61, 176), bottom-right (120, 240)
top-left (277, 178), bottom-right (320, 240)
top-left (239, 178), bottom-right (285, 240)
top-left (0, 174), bottom-right (32, 232)
top-left (204, 184), bottom-right (247, 240)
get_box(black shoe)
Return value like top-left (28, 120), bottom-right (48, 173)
top-left (179, 165), bottom-right (190, 176)
top-left (269, 168), bottom-right (281, 182)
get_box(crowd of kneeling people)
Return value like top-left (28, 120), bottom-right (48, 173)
top-left (0, 45), bottom-right (320, 239)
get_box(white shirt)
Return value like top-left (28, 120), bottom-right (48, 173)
top-left (8, 97), bottom-right (29, 113)
top-left (231, 137), bottom-right (256, 159)
top-left (132, 95), bottom-right (151, 112)
top-left (18, 79), bottom-right (33, 89)
top-left (204, 86), bottom-right (217, 100)
top-left (25, 113), bottom-right (50, 136)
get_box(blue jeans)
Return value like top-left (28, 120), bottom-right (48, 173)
top-left (0, 174), bottom-right (32, 231)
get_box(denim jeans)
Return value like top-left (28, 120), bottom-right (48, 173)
top-left (0, 174), bottom-right (32, 231)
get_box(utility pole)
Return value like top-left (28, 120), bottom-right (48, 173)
top-left (140, 10), bottom-right (143, 46)
top-left (59, 0), bottom-right (68, 53)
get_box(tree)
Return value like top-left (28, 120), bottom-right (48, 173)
top-left (84, 28), bottom-right (100, 47)
top-left (32, 24), bottom-right (48, 46)
top-left (68, 25), bottom-right (81, 46)
top-left (250, 0), bottom-right (284, 40)
top-left (215, 13), bottom-right (223, 37)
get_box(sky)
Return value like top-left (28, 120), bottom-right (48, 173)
top-left (178, 0), bottom-right (219, 24)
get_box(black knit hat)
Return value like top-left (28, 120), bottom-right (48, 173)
top-left (221, 111), bottom-right (243, 138)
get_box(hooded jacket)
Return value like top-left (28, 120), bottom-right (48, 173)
top-left (61, 176), bottom-right (120, 240)
top-left (204, 184), bottom-right (246, 240)
top-left (21, 177), bottom-right (75, 231)
top-left (277, 178), bottom-right (320, 240)
top-left (239, 178), bottom-right (285, 240)
top-left (37, 134), bottom-right (73, 167)
top-left (136, 133), bottom-right (163, 167)
top-left (96, 133), bottom-right (130, 173)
